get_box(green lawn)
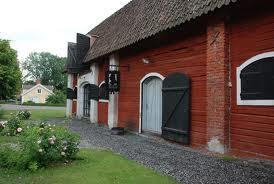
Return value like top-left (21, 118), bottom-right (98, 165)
top-left (1, 109), bottom-right (65, 121)
top-left (0, 109), bottom-right (177, 184)
top-left (0, 149), bottom-right (178, 184)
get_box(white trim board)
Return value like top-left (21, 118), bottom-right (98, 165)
top-left (236, 51), bottom-right (274, 106)
top-left (138, 72), bottom-right (165, 134)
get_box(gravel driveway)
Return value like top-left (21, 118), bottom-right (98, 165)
top-left (0, 104), bottom-right (65, 110)
top-left (66, 119), bottom-right (273, 184)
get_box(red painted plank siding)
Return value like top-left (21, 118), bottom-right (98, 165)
top-left (118, 31), bottom-right (207, 147)
top-left (230, 11), bottom-right (274, 159)
top-left (98, 63), bottom-right (108, 126)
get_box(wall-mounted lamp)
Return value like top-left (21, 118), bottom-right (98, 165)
top-left (142, 58), bottom-right (150, 64)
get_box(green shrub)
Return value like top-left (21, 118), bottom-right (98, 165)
top-left (0, 145), bottom-right (21, 168)
top-left (22, 102), bottom-right (65, 107)
top-left (46, 90), bottom-right (66, 104)
top-left (2, 115), bottom-right (23, 136)
top-left (0, 120), bottom-right (7, 132)
top-left (17, 110), bottom-right (31, 120)
top-left (23, 101), bottom-right (36, 105)
top-left (0, 111), bottom-right (30, 135)
top-left (0, 122), bottom-right (80, 171)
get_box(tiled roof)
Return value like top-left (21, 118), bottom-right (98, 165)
top-left (84, 0), bottom-right (238, 62)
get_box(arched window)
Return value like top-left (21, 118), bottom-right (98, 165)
top-left (99, 81), bottom-right (109, 102)
top-left (237, 52), bottom-right (274, 106)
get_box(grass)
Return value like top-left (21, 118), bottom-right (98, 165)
top-left (0, 109), bottom-right (4, 119)
top-left (0, 108), bottom-right (177, 183)
top-left (22, 103), bottom-right (65, 107)
top-left (1, 109), bottom-right (65, 121)
top-left (222, 155), bottom-right (238, 162)
top-left (0, 149), bottom-right (178, 184)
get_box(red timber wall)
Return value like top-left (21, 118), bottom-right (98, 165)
top-left (118, 29), bottom-right (207, 147)
top-left (229, 10), bottom-right (274, 160)
top-left (98, 63), bottom-right (108, 126)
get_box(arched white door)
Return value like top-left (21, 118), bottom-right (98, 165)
top-left (142, 77), bottom-right (162, 133)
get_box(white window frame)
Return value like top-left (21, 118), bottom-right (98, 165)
top-left (37, 89), bottom-right (42, 94)
top-left (237, 51), bottom-right (274, 106)
top-left (99, 81), bottom-right (109, 103)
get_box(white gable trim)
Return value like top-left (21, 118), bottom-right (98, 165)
top-left (21, 84), bottom-right (53, 96)
top-left (236, 51), bottom-right (274, 106)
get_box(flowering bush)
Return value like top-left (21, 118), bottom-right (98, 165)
top-left (0, 121), bottom-right (7, 132)
top-left (0, 111), bottom-right (31, 136)
top-left (2, 115), bottom-right (23, 136)
top-left (0, 122), bottom-right (80, 171)
top-left (17, 110), bottom-right (31, 120)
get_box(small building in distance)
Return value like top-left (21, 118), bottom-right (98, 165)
top-left (21, 80), bottom-right (53, 104)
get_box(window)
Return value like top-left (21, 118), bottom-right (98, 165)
top-left (237, 52), bottom-right (274, 106)
top-left (83, 84), bottom-right (91, 117)
top-left (38, 89), bottom-right (41, 94)
top-left (99, 82), bottom-right (109, 102)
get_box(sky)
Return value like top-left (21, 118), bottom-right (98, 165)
top-left (0, 0), bottom-right (131, 62)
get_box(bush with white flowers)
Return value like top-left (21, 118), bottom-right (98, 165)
top-left (0, 121), bottom-right (80, 171)
top-left (17, 110), bottom-right (31, 120)
top-left (0, 111), bottom-right (31, 136)
top-left (1, 115), bottom-right (23, 136)
top-left (0, 121), bottom-right (7, 132)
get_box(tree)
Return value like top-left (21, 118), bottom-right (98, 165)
top-left (46, 90), bottom-right (66, 104)
top-left (23, 80), bottom-right (35, 85)
top-left (22, 52), bottom-right (67, 92)
top-left (0, 39), bottom-right (22, 100)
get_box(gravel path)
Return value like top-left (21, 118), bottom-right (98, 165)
top-left (67, 119), bottom-right (273, 184)
top-left (0, 104), bottom-right (65, 110)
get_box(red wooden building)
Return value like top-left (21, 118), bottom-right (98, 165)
top-left (65, 0), bottom-right (274, 160)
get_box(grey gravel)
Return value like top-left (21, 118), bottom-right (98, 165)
top-left (66, 119), bottom-right (273, 184)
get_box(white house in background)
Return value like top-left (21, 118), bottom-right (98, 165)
top-left (21, 80), bottom-right (54, 104)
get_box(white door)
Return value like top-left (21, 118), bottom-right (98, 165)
top-left (142, 77), bottom-right (162, 133)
